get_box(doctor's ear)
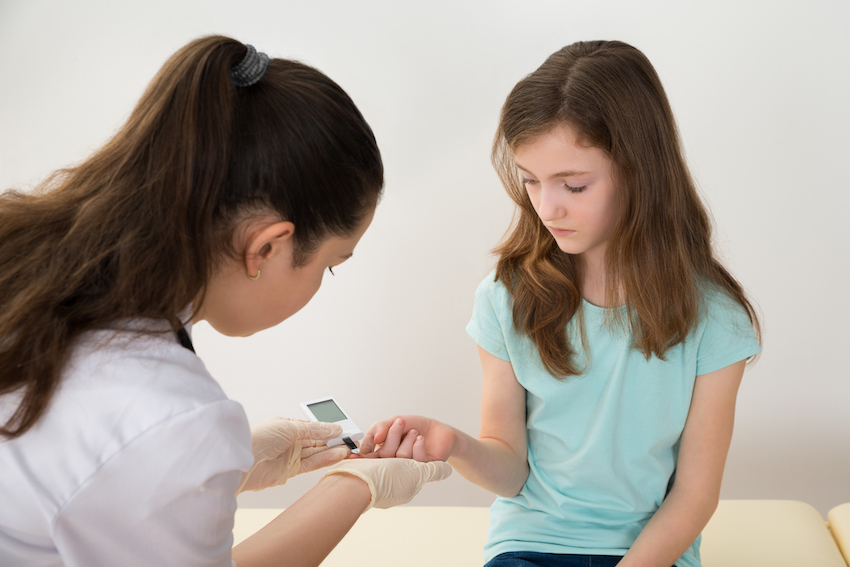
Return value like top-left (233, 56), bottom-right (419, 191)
top-left (242, 220), bottom-right (296, 275)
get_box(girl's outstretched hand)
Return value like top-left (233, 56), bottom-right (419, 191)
top-left (358, 416), bottom-right (456, 462)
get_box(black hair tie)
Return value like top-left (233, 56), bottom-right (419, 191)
top-left (230, 44), bottom-right (269, 88)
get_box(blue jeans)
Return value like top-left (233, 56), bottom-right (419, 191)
top-left (485, 552), bottom-right (677, 567)
top-left (485, 552), bottom-right (623, 567)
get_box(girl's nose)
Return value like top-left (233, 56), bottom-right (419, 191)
top-left (537, 185), bottom-right (564, 221)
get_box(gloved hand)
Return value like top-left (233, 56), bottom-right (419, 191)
top-left (238, 417), bottom-right (351, 493)
top-left (322, 458), bottom-right (452, 510)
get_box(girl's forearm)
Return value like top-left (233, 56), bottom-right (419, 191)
top-left (448, 425), bottom-right (528, 497)
top-left (617, 488), bottom-right (717, 567)
top-left (455, 346), bottom-right (529, 497)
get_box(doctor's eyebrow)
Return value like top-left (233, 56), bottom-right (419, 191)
top-left (515, 163), bottom-right (590, 179)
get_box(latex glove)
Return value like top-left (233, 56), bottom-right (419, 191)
top-left (323, 457), bottom-right (452, 510)
top-left (238, 417), bottom-right (351, 493)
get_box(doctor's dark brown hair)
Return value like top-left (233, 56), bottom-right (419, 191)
top-left (0, 36), bottom-right (383, 438)
top-left (492, 40), bottom-right (760, 378)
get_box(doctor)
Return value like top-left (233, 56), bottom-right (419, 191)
top-left (0, 36), bottom-right (450, 567)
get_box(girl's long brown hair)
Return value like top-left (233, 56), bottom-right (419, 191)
top-left (493, 40), bottom-right (760, 378)
top-left (0, 36), bottom-right (383, 438)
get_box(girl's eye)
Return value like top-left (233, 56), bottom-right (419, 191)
top-left (328, 266), bottom-right (335, 276)
top-left (565, 183), bottom-right (587, 193)
top-left (521, 177), bottom-right (538, 186)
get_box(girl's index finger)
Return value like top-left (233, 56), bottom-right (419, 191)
top-left (359, 418), bottom-right (392, 454)
top-left (375, 418), bottom-right (407, 457)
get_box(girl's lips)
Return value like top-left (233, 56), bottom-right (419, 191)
top-left (548, 227), bottom-right (576, 236)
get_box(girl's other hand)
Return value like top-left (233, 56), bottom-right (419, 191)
top-left (358, 416), bottom-right (456, 463)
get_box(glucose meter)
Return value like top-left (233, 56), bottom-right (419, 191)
top-left (299, 396), bottom-right (363, 453)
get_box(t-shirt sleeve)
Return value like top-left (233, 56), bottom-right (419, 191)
top-left (52, 399), bottom-right (253, 567)
top-left (466, 275), bottom-right (512, 361)
top-left (695, 291), bottom-right (762, 376)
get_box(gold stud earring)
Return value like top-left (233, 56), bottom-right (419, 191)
top-left (247, 269), bottom-right (261, 281)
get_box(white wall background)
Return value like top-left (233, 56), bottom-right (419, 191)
top-left (1, 0), bottom-right (847, 517)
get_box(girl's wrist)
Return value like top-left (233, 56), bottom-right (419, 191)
top-left (445, 425), bottom-right (472, 465)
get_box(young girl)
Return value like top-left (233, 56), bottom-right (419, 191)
top-left (360, 40), bottom-right (761, 567)
top-left (0, 36), bottom-right (449, 567)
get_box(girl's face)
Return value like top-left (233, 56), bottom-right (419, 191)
top-left (514, 124), bottom-right (619, 270)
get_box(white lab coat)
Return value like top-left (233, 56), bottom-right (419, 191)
top-left (0, 319), bottom-right (254, 566)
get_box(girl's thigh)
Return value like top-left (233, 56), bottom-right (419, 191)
top-left (484, 552), bottom-right (625, 567)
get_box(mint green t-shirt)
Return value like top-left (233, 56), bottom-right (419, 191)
top-left (466, 273), bottom-right (761, 566)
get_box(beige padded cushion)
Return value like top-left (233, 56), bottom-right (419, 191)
top-left (828, 502), bottom-right (850, 563)
top-left (701, 500), bottom-right (846, 567)
top-left (233, 506), bottom-right (489, 566)
top-left (234, 501), bottom-right (848, 566)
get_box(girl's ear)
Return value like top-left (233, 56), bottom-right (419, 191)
top-left (243, 220), bottom-right (296, 276)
